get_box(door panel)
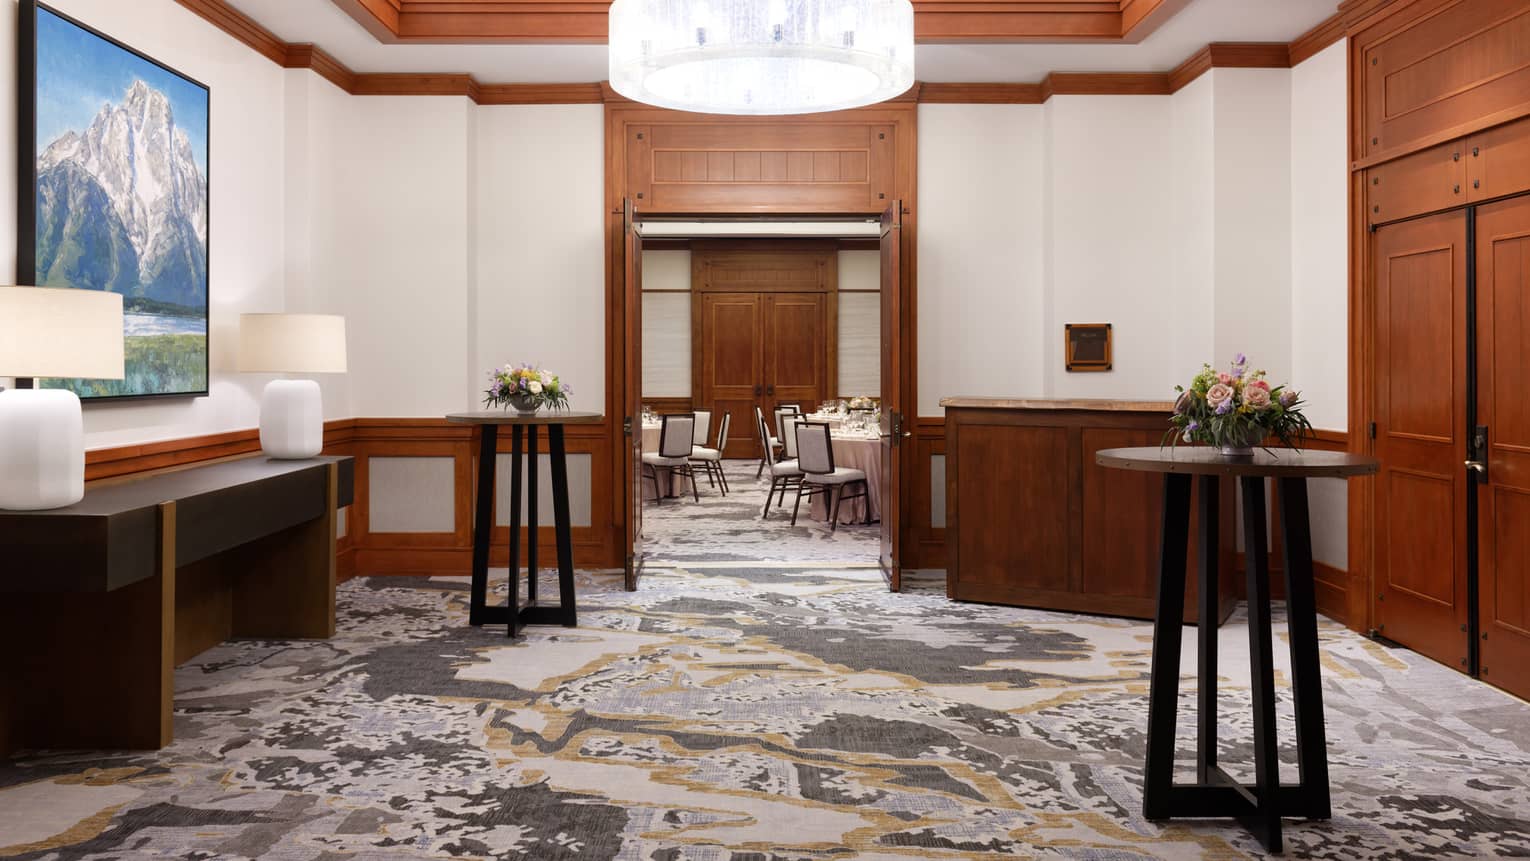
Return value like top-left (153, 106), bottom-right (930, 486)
top-left (1373, 209), bottom-right (1470, 669)
top-left (764, 293), bottom-right (825, 414)
top-left (879, 203), bottom-right (903, 590)
top-left (623, 202), bottom-right (644, 591)
top-left (698, 293), bottom-right (764, 459)
top-left (1476, 194), bottom-right (1530, 700)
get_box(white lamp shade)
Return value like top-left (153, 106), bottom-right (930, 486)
top-left (239, 314), bottom-right (348, 374)
top-left (0, 285), bottom-right (124, 379)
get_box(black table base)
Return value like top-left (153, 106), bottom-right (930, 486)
top-left (468, 423), bottom-right (578, 637)
top-left (1144, 474), bottom-right (1331, 854)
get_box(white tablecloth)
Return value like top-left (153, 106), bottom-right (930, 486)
top-left (641, 423), bottom-right (692, 499)
top-left (808, 433), bottom-right (882, 524)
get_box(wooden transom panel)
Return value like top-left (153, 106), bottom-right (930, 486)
top-left (1360, 0), bottom-right (1530, 159)
top-left (627, 122), bottom-right (896, 213)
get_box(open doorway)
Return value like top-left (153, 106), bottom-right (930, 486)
top-left (621, 212), bottom-right (906, 588)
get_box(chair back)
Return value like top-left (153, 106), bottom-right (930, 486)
top-left (693, 409), bottom-right (712, 446)
top-left (774, 406), bottom-right (799, 442)
top-left (659, 414), bottom-right (695, 458)
top-left (715, 412), bottom-right (731, 451)
top-left (796, 422), bottom-right (835, 475)
top-left (756, 413), bottom-right (777, 466)
top-left (782, 414), bottom-right (806, 459)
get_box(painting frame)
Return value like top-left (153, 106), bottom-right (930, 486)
top-left (16, 0), bottom-right (211, 401)
top-left (1064, 323), bottom-right (1112, 372)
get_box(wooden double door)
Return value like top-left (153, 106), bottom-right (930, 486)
top-left (1373, 194), bottom-right (1530, 700)
top-left (697, 291), bottom-right (828, 460)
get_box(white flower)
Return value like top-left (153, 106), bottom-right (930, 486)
top-left (540, 371), bottom-right (553, 386)
top-left (528, 380), bottom-right (544, 394)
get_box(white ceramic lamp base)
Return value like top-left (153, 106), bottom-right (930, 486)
top-left (0, 388), bottom-right (86, 510)
top-left (260, 379), bottom-right (324, 459)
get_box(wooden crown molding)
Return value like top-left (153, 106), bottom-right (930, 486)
top-left (180, 0), bottom-right (1344, 105)
top-left (330, 0), bottom-right (1193, 45)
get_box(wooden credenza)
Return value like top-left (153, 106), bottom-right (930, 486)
top-left (0, 455), bottom-right (353, 756)
top-left (942, 398), bottom-right (1236, 623)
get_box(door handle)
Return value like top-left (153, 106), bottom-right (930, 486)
top-left (1465, 460), bottom-right (1487, 480)
top-left (754, 384), bottom-right (762, 396)
top-left (766, 384), bottom-right (775, 395)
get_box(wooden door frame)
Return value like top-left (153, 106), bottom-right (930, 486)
top-left (604, 102), bottom-right (918, 569)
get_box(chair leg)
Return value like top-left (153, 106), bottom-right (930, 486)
top-left (702, 462), bottom-right (715, 488)
top-left (763, 477), bottom-right (777, 518)
top-left (718, 462), bottom-right (730, 495)
top-left (756, 457), bottom-right (767, 479)
top-left (688, 465), bottom-right (700, 502)
top-left (790, 483), bottom-right (807, 526)
top-left (829, 485), bottom-right (843, 532)
top-left (860, 480), bottom-right (872, 524)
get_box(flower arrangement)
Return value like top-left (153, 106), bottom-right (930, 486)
top-left (1167, 354), bottom-right (1312, 454)
top-left (484, 364), bottom-right (571, 413)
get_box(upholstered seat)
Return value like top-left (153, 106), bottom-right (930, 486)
top-left (643, 451), bottom-right (690, 467)
top-left (806, 466), bottom-right (864, 485)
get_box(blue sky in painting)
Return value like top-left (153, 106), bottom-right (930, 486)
top-left (34, 6), bottom-right (208, 173)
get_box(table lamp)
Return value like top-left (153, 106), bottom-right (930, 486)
top-left (0, 285), bottom-right (125, 510)
top-left (239, 314), bottom-right (347, 459)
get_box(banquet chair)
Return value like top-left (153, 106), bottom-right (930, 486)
top-left (773, 406), bottom-right (800, 450)
top-left (642, 413), bottom-right (700, 503)
top-left (692, 409), bottom-right (713, 486)
top-left (757, 412), bottom-right (802, 518)
top-left (690, 412), bottom-right (731, 496)
top-left (790, 422), bottom-right (869, 532)
top-left (754, 405), bottom-right (783, 477)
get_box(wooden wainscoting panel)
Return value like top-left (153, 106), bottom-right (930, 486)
top-left (620, 111), bottom-right (908, 214)
top-left (905, 417), bottom-right (947, 570)
top-left (1467, 116), bottom-right (1530, 203)
top-left (1356, 0), bottom-right (1530, 162)
top-left (1366, 138), bottom-right (1468, 225)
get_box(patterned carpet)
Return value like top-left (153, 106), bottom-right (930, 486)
top-left (642, 460), bottom-right (881, 564)
top-left (3, 566), bottom-right (1529, 859)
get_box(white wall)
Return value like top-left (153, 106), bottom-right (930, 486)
top-left (1290, 40), bottom-right (1349, 432)
top-left (2, 0), bottom-right (291, 449)
top-left (475, 105), bottom-right (606, 414)
top-left (1043, 95), bottom-right (1180, 400)
top-left (916, 104), bottom-right (1046, 415)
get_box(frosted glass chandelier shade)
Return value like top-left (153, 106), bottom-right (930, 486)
top-left (609, 0), bottom-right (915, 115)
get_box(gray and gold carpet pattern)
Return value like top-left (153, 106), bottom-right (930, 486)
top-left (641, 460), bottom-right (882, 564)
top-left (3, 566), bottom-right (1529, 859)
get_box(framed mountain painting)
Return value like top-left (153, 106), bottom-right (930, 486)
top-left (16, 1), bottom-right (209, 400)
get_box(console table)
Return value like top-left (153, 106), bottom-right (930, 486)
top-left (0, 455), bottom-right (353, 757)
top-left (446, 411), bottom-right (602, 637)
top-left (1096, 446), bottom-right (1378, 854)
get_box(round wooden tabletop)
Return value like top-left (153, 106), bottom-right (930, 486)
top-left (1095, 446), bottom-right (1379, 478)
top-left (445, 410), bottom-right (605, 426)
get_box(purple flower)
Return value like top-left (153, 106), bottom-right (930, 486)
top-left (1187, 420), bottom-right (1200, 431)
top-left (1215, 399), bottom-right (1233, 415)
top-left (1233, 352), bottom-right (1247, 367)
top-left (1279, 389), bottom-right (1299, 408)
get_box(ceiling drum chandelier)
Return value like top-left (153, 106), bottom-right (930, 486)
top-left (608, 0), bottom-right (915, 115)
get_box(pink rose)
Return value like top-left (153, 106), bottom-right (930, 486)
top-left (1246, 386), bottom-right (1272, 409)
top-left (1217, 372), bottom-right (1234, 385)
top-left (1207, 383), bottom-right (1234, 408)
top-left (1250, 379), bottom-right (1270, 391)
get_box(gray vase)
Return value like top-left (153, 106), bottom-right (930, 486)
top-left (509, 393), bottom-right (541, 414)
top-left (1218, 428), bottom-right (1266, 458)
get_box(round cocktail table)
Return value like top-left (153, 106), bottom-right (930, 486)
top-left (1096, 446), bottom-right (1378, 854)
top-left (446, 410), bottom-right (603, 637)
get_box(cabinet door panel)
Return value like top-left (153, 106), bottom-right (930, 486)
top-left (697, 293), bottom-right (763, 460)
top-left (764, 293), bottom-right (826, 415)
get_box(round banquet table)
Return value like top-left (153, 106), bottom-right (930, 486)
top-left (640, 422), bottom-right (692, 499)
top-left (1095, 446), bottom-right (1378, 854)
top-left (808, 431), bottom-right (883, 524)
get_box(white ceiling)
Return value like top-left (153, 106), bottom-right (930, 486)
top-left (225, 0), bottom-right (1339, 84)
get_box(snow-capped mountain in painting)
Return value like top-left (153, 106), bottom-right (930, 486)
top-left (36, 80), bottom-right (208, 309)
